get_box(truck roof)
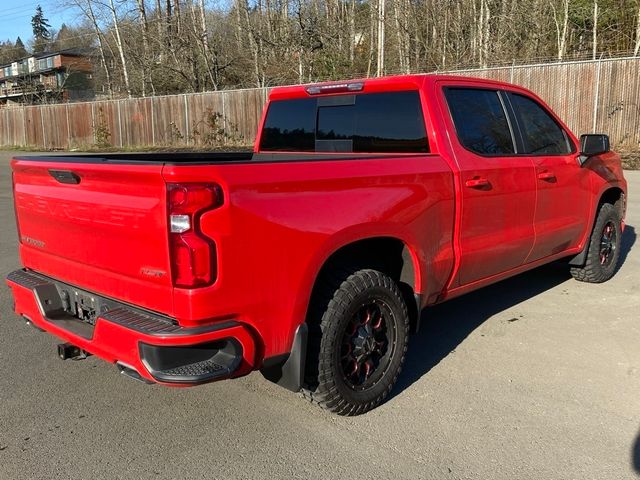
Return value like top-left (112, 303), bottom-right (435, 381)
top-left (268, 74), bottom-right (523, 101)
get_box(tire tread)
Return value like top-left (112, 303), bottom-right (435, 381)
top-left (302, 268), bottom-right (409, 415)
top-left (570, 202), bottom-right (621, 283)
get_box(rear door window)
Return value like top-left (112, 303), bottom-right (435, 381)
top-left (260, 91), bottom-right (428, 153)
top-left (445, 88), bottom-right (515, 156)
top-left (509, 93), bottom-right (572, 155)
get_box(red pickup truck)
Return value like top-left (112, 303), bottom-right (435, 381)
top-left (7, 75), bottom-right (627, 415)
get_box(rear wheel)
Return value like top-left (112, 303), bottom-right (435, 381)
top-left (303, 269), bottom-right (409, 415)
top-left (570, 203), bottom-right (622, 283)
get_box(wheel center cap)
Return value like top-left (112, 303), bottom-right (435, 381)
top-left (353, 326), bottom-right (376, 356)
top-left (363, 336), bottom-right (375, 353)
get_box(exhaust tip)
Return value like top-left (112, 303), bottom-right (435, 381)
top-left (116, 362), bottom-right (155, 385)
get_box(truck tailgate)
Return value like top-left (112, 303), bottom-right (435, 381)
top-left (11, 158), bottom-right (174, 316)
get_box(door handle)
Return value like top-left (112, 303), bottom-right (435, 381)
top-left (49, 169), bottom-right (81, 184)
top-left (465, 177), bottom-right (490, 188)
top-left (537, 171), bottom-right (556, 181)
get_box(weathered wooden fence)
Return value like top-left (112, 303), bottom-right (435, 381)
top-left (0, 88), bottom-right (270, 149)
top-left (1, 56), bottom-right (639, 150)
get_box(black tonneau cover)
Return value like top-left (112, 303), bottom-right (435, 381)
top-left (14, 151), bottom-right (420, 166)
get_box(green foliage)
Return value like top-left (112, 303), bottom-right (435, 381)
top-left (14, 38), bottom-right (27, 58)
top-left (0, 38), bottom-right (29, 64)
top-left (31, 5), bottom-right (52, 54)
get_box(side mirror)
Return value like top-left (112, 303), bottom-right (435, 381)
top-left (579, 134), bottom-right (610, 165)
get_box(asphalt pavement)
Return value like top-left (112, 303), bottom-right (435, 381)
top-left (0, 151), bottom-right (639, 480)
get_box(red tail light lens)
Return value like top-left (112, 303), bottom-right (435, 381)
top-left (167, 183), bottom-right (222, 288)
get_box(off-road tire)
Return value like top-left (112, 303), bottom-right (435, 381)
top-left (302, 268), bottom-right (409, 415)
top-left (570, 202), bottom-right (622, 283)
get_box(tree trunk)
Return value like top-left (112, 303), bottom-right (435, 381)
top-left (136, 0), bottom-right (151, 96)
top-left (367, 2), bottom-right (376, 77)
top-left (393, 0), bottom-right (405, 73)
top-left (592, 0), bottom-right (598, 59)
top-left (441, 7), bottom-right (448, 69)
top-left (240, 0), bottom-right (262, 87)
top-left (81, 0), bottom-right (113, 97)
top-left (155, 0), bottom-right (163, 40)
top-left (349, 0), bottom-right (356, 63)
top-left (166, 0), bottom-right (173, 49)
top-left (376, 0), bottom-right (385, 76)
top-left (559, 0), bottom-right (570, 60)
top-left (198, 0), bottom-right (217, 90)
top-left (173, 0), bottom-right (182, 35)
top-left (109, 0), bottom-right (132, 97)
top-left (551, 0), bottom-right (570, 61)
top-left (634, 3), bottom-right (640, 56)
top-left (479, 0), bottom-right (490, 68)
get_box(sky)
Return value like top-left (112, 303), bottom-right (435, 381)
top-left (0, 0), bottom-right (78, 45)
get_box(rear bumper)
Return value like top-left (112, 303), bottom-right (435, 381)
top-left (6, 269), bottom-right (257, 385)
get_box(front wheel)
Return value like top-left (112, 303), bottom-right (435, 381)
top-left (570, 202), bottom-right (622, 283)
top-left (303, 269), bottom-right (409, 415)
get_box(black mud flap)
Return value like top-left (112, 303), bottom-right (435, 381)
top-left (260, 324), bottom-right (308, 392)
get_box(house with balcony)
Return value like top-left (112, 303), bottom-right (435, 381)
top-left (0, 49), bottom-right (94, 106)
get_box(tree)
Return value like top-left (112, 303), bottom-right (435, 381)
top-left (14, 37), bottom-right (28, 58)
top-left (32, 5), bottom-right (52, 53)
top-left (49, 0), bottom-right (640, 97)
top-left (107, 0), bottom-right (132, 97)
top-left (634, 1), bottom-right (640, 55)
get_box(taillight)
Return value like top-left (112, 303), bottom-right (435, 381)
top-left (167, 183), bottom-right (222, 288)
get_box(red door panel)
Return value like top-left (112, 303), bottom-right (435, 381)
top-left (504, 91), bottom-right (592, 262)
top-left (439, 84), bottom-right (537, 286)
top-left (528, 156), bottom-right (591, 260)
top-left (457, 158), bottom-right (537, 285)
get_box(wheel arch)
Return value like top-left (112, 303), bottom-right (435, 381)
top-left (598, 186), bottom-right (626, 218)
top-left (569, 186), bottom-right (626, 267)
top-left (260, 235), bottom-right (423, 392)
top-left (308, 236), bottom-right (422, 333)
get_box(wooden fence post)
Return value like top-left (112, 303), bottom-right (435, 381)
top-left (151, 97), bottom-right (155, 146)
top-left (222, 91), bottom-right (227, 139)
top-left (40, 105), bottom-right (46, 149)
top-left (65, 103), bottom-right (70, 149)
top-left (91, 102), bottom-right (96, 145)
top-left (184, 94), bottom-right (190, 145)
top-left (117, 100), bottom-right (123, 147)
top-left (22, 105), bottom-right (27, 146)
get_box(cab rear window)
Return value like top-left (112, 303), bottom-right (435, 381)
top-left (260, 91), bottom-right (429, 153)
